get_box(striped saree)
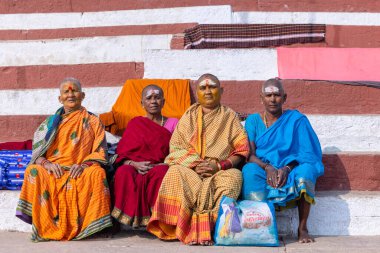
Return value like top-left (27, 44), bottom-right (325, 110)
top-left (16, 107), bottom-right (112, 241)
top-left (147, 103), bottom-right (249, 244)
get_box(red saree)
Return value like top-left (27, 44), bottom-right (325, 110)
top-left (112, 116), bottom-right (172, 227)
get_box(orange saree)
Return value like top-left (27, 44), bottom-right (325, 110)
top-left (16, 107), bottom-right (112, 241)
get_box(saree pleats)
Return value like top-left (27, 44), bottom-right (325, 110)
top-left (147, 166), bottom-right (242, 244)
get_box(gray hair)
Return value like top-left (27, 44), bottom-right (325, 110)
top-left (59, 77), bottom-right (82, 91)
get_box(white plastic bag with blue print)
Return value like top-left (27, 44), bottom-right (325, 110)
top-left (214, 196), bottom-right (279, 246)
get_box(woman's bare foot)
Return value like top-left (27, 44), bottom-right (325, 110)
top-left (298, 228), bottom-right (314, 243)
top-left (200, 240), bottom-right (214, 246)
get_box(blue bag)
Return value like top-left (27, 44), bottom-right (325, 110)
top-left (0, 150), bottom-right (32, 190)
top-left (214, 196), bottom-right (279, 246)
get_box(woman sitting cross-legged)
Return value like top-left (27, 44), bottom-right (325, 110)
top-left (111, 84), bottom-right (178, 228)
top-left (16, 77), bottom-right (112, 241)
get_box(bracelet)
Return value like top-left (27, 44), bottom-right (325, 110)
top-left (41, 159), bottom-right (50, 168)
top-left (216, 162), bottom-right (222, 171)
top-left (125, 160), bottom-right (133, 166)
top-left (82, 161), bottom-right (94, 167)
top-left (220, 159), bottom-right (233, 170)
top-left (284, 165), bottom-right (292, 173)
top-left (264, 163), bottom-right (271, 171)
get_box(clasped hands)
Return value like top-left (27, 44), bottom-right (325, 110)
top-left (44, 162), bottom-right (86, 179)
top-left (265, 164), bottom-right (289, 188)
top-left (124, 160), bottom-right (166, 175)
top-left (194, 160), bottom-right (219, 179)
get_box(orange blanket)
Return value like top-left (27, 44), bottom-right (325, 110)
top-left (100, 79), bottom-right (191, 135)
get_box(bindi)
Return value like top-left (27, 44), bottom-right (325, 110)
top-left (199, 78), bottom-right (217, 87)
top-left (145, 89), bottom-right (160, 98)
top-left (264, 86), bottom-right (280, 93)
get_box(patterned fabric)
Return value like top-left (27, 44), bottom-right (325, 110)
top-left (16, 107), bottom-right (112, 241)
top-left (184, 24), bottom-right (325, 49)
top-left (164, 103), bottom-right (250, 168)
top-left (242, 110), bottom-right (324, 209)
top-left (147, 103), bottom-right (250, 244)
top-left (112, 117), bottom-right (174, 227)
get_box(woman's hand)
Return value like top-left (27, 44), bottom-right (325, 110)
top-left (195, 161), bottom-right (219, 178)
top-left (131, 161), bottom-right (153, 175)
top-left (265, 164), bottom-right (278, 188)
top-left (70, 164), bottom-right (85, 179)
top-left (276, 167), bottom-right (290, 188)
top-left (45, 162), bottom-right (64, 179)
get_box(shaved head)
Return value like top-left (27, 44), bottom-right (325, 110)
top-left (142, 84), bottom-right (164, 98)
top-left (196, 73), bottom-right (221, 87)
top-left (262, 78), bottom-right (285, 94)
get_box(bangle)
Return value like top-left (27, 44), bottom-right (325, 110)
top-left (216, 162), bottom-right (222, 171)
top-left (220, 159), bottom-right (232, 170)
top-left (285, 165), bottom-right (292, 173)
top-left (82, 161), bottom-right (94, 167)
top-left (41, 159), bottom-right (50, 168)
top-left (125, 160), bottom-right (133, 166)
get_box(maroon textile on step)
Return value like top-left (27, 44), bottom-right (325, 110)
top-left (184, 24), bottom-right (325, 49)
top-left (0, 140), bottom-right (32, 150)
top-left (112, 116), bottom-right (172, 227)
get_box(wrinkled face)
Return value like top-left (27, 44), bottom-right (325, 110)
top-left (196, 78), bottom-right (222, 109)
top-left (260, 85), bottom-right (286, 114)
top-left (142, 88), bottom-right (165, 115)
top-left (59, 82), bottom-right (84, 112)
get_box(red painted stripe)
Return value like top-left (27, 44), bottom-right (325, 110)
top-left (326, 26), bottom-right (380, 48)
top-left (318, 153), bottom-right (380, 191)
top-left (190, 80), bottom-right (380, 115)
top-left (0, 0), bottom-right (254, 13)
top-left (0, 23), bottom-right (196, 41)
top-left (0, 115), bottom-right (47, 142)
top-left (0, 0), bottom-right (379, 13)
top-left (0, 62), bottom-right (143, 90)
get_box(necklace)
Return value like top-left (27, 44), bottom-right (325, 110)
top-left (263, 111), bottom-right (269, 128)
top-left (263, 109), bottom-right (284, 128)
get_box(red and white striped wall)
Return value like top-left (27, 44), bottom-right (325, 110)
top-left (0, 1), bottom-right (379, 235)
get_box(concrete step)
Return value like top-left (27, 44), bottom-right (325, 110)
top-left (1, 190), bottom-right (379, 236)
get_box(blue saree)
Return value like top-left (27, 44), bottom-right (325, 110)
top-left (242, 110), bottom-right (324, 208)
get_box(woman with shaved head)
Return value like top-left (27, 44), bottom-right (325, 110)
top-left (242, 78), bottom-right (324, 243)
top-left (112, 84), bottom-right (178, 229)
top-left (147, 74), bottom-right (249, 246)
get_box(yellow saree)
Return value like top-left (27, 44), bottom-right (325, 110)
top-left (147, 103), bottom-right (249, 244)
top-left (16, 107), bottom-right (112, 241)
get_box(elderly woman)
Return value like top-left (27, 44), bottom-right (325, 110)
top-left (241, 78), bottom-right (324, 243)
top-left (111, 85), bottom-right (178, 228)
top-left (147, 74), bottom-right (249, 246)
top-left (16, 78), bottom-right (112, 241)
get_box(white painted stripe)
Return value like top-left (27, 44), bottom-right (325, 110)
top-left (234, 11), bottom-right (380, 26)
top-left (0, 6), bottom-right (232, 30)
top-left (277, 191), bottom-right (380, 236)
top-left (1, 87), bottom-right (379, 153)
top-left (184, 33), bottom-right (325, 49)
top-left (0, 35), bottom-right (171, 66)
top-left (4, 190), bottom-right (380, 235)
top-left (308, 115), bottom-right (380, 153)
top-left (144, 49), bottom-right (278, 80)
top-left (0, 87), bottom-right (122, 115)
